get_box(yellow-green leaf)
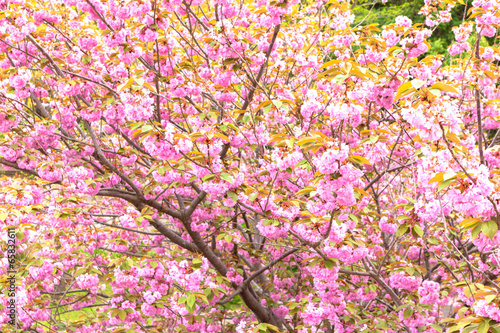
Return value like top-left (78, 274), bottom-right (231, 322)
top-left (430, 324), bottom-right (443, 332)
top-left (438, 178), bottom-right (456, 192)
top-left (117, 78), bottom-right (135, 92)
top-left (248, 193), bottom-right (258, 202)
top-left (431, 82), bottom-right (459, 94)
top-left (324, 259), bottom-right (334, 269)
top-left (297, 137), bottom-right (319, 147)
top-left (411, 79), bottom-right (425, 89)
top-left (118, 310), bottom-right (127, 321)
top-left (485, 294), bottom-right (496, 303)
top-left (459, 218), bottom-right (481, 227)
top-left (477, 320), bottom-right (490, 333)
top-left (349, 155), bottom-right (371, 165)
top-left (296, 186), bottom-right (316, 196)
top-left (404, 308), bottom-right (413, 319)
top-left (482, 220), bottom-right (498, 239)
top-left (413, 225), bottom-right (424, 237)
top-left (187, 294), bottom-right (196, 308)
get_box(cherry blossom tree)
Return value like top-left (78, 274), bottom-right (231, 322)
top-left (1, 0), bottom-right (500, 332)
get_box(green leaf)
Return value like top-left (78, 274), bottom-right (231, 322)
top-left (405, 266), bottom-right (415, 276)
top-left (477, 320), bottom-right (490, 333)
top-left (438, 178), bottom-right (456, 192)
top-left (258, 323), bottom-right (280, 332)
top-left (413, 225), bottom-right (424, 237)
top-left (448, 325), bottom-right (466, 333)
top-left (118, 309), bottom-right (127, 321)
top-left (227, 191), bottom-right (238, 201)
top-left (141, 124), bottom-right (153, 132)
top-left (485, 294), bottom-right (496, 303)
top-left (490, 325), bottom-right (500, 333)
top-left (241, 113), bottom-right (252, 124)
top-left (411, 79), bottom-right (425, 89)
top-left (348, 213), bottom-right (359, 224)
top-left (431, 82), bottom-right (459, 94)
top-left (404, 308), bottom-right (413, 319)
top-left (258, 323), bottom-right (268, 331)
top-left (463, 326), bottom-right (477, 333)
top-left (110, 309), bottom-right (120, 317)
top-left (349, 155), bottom-right (371, 165)
top-left (471, 224), bottom-right (482, 240)
top-left (296, 186), bottom-right (316, 196)
top-left (396, 224), bottom-right (409, 237)
top-left (324, 259), bottom-right (334, 269)
top-left (429, 88), bottom-right (441, 97)
top-left (482, 220), bottom-right (498, 239)
top-left (203, 174), bottom-right (216, 181)
top-left (428, 238), bottom-right (439, 245)
top-left (430, 324), bottom-right (443, 332)
top-left (187, 294), bottom-right (196, 308)
top-left (16, 231), bottom-right (25, 240)
top-left (74, 267), bottom-right (87, 277)
top-left (375, 320), bottom-right (388, 330)
top-left (334, 74), bottom-right (347, 84)
top-left (248, 193), bottom-right (258, 202)
top-left (220, 172), bottom-right (233, 183)
top-left (266, 324), bottom-right (280, 332)
top-left (272, 100), bottom-right (283, 109)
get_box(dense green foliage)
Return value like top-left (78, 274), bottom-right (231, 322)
top-left (352, 0), bottom-right (469, 55)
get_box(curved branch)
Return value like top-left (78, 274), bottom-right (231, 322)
top-left (217, 247), bottom-right (299, 305)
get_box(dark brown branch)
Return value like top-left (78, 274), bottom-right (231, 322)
top-left (94, 220), bottom-right (162, 236)
top-left (185, 191), bottom-right (207, 216)
top-left (84, 120), bottom-right (144, 197)
top-left (363, 161), bottom-right (417, 192)
top-left (474, 32), bottom-right (485, 165)
top-left (0, 158), bottom-right (40, 178)
top-left (85, 0), bottom-right (115, 32)
top-left (220, 23), bottom-right (282, 160)
top-left (217, 247), bottom-right (299, 304)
